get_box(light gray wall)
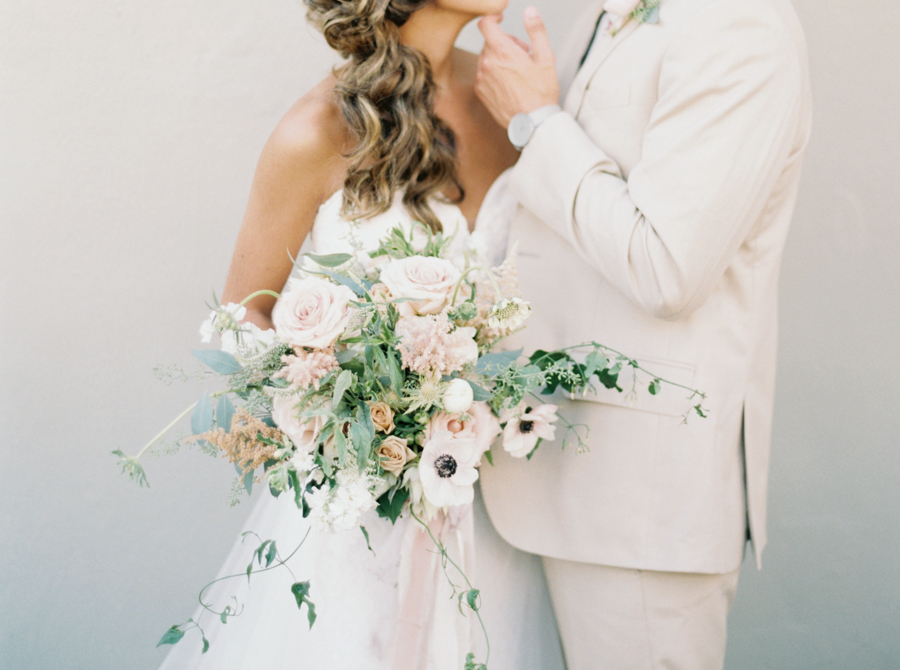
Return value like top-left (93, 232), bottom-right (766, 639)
top-left (1, 0), bottom-right (897, 668)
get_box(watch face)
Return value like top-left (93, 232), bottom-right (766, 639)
top-left (508, 113), bottom-right (534, 149)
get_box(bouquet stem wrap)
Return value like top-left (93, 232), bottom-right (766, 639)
top-left (392, 505), bottom-right (476, 670)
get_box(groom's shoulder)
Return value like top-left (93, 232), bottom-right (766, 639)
top-left (659, 0), bottom-right (807, 67)
top-left (664, 0), bottom-right (804, 39)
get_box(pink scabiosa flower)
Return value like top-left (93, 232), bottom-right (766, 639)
top-left (274, 347), bottom-right (339, 390)
top-left (419, 431), bottom-right (480, 508)
top-left (502, 404), bottom-right (559, 458)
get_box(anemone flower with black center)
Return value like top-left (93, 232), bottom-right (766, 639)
top-left (418, 430), bottom-right (480, 508)
top-left (502, 404), bottom-right (559, 458)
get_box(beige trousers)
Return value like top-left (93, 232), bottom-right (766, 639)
top-left (542, 558), bottom-right (741, 670)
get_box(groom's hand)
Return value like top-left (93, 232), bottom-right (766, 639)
top-left (475, 8), bottom-right (560, 129)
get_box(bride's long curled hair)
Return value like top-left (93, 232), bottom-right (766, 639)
top-left (304, 0), bottom-right (464, 232)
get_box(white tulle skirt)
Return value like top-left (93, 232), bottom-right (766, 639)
top-left (158, 484), bottom-right (565, 670)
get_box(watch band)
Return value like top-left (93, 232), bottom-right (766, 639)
top-left (508, 104), bottom-right (562, 151)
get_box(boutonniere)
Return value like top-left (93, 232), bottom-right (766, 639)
top-left (602, 0), bottom-right (660, 36)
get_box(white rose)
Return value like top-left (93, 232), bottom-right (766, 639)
top-left (443, 379), bottom-right (474, 414)
top-left (272, 277), bottom-right (356, 348)
top-left (379, 256), bottom-right (462, 316)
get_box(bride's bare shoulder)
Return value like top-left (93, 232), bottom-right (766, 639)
top-left (258, 75), bottom-right (350, 201)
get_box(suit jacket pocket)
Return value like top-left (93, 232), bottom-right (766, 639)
top-left (578, 84), bottom-right (632, 115)
top-left (572, 355), bottom-right (697, 419)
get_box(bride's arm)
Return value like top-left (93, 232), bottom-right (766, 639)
top-left (221, 89), bottom-right (349, 331)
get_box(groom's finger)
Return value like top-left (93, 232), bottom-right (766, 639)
top-left (523, 7), bottom-right (554, 63)
top-left (509, 35), bottom-right (531, 52)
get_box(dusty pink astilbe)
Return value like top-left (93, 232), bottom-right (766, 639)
top-left (396, 312), bottom-right (478, 377)
top-left (274, 347), bottom-right (339, 390)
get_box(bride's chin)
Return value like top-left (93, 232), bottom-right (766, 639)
top-left (433, 0), bottom-right (510, 17)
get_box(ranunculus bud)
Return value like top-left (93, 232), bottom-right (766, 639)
top-left (443, 378), bottom-right (474, 415)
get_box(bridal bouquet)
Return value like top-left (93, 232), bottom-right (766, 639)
top-left (116, 224), bottom-right (706, 663)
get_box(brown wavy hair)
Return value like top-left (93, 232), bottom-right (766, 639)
top-left (304, 0), bottom-right (463, 232)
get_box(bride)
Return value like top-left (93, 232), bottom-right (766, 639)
top-left (159, 1), bottom-right (565, 668)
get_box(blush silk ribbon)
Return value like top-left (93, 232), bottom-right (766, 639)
top-left (389, 503), bottom-right (477, 670)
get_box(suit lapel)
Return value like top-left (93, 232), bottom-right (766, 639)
top-left (564, 16), bottom-right (642, 117)
top-left (556, 0), bottom-right (606, 100)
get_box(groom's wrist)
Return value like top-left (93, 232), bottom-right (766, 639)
top-left (507, 104), bottom-right (562, 151)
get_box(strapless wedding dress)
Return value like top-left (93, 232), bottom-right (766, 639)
top-left (159, 172), bottom-right (565, 670)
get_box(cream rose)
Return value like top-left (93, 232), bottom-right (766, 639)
top-left (369, 401), bottom-right (395, 434)
top-left (377, 436), bottom-right (416, 475)
top-left (272, 277), bottom-right (356, 348)
top-left (379, 256), bottom-right (462, 316)
top-left (271, 395), bottom-right (328, 454)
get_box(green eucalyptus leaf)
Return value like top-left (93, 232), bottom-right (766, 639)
top-left (333, 370), bottom-right (354, 407)
top-left (466, 588), bottom-right (480, 611)
top-left (648, 378), bottom-right (661, 395)
top-left (305, 252), bottom-right (353, 268)
top-left (157, 625), bottom-right (186, 647)
top-left (464, 380), bottom-right (493, 402)
top-left (291, 582), bottom-right (317, 629)
top-left (387, 350), bottom-right (404, 390)
top-left (476, 349), bottom-right (523, 375)
top-left (360, 526), bottom-right (375, 555)
top-left (376, 487), bottom-right (409, 524)
top-left (216, 395), bottom-right (235, 432)
top-left (242, 468), bottom-right (254, 496)
top-left (322, 270), bottom-right (364, 296)
top-left (334, 427), bottom-right (348, 466)
top-left (192, 349), bottom-right (243, 375)
top-left (201, 633), bottom-right (210, 654)
top-left (584, 350), bottom-right (609, 380)
top-left (265, 540), bottom-right (278, 567)
top-left (191, 392), bottom-right (213, 435)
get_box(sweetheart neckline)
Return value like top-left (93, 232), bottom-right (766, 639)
top-left (318, 169), bottom-right (512, 235)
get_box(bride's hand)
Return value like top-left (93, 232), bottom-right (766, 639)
top-left (475, 8), bottom-right (560, 128)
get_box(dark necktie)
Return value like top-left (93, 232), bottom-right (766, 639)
top-left (579, 10), bottom-right (607, 69)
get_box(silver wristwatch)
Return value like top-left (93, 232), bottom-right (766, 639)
top-left (507, 105), bottom-right (562, 151)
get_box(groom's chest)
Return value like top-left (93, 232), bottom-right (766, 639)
top-left (562, 17), bottom-right (675, 177)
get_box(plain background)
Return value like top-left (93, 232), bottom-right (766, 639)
top-left (1, 0), bottom-right (898, 667)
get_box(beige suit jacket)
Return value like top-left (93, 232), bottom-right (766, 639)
top-left (480, 0), bottom-right (812, 573)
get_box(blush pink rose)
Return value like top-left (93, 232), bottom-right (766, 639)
top-left (426, 401), bottom-right (502, 460)
top-left (272, 277), bottom-right (356, 348)
top-left (379, 256), bottom-right (462, 316)
top-left (271, 395), bottom-right (329, 454)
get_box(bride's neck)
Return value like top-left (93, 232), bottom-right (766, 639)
top-left (398, 8), bottom-right (474, 89)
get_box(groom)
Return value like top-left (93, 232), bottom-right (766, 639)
top-left (476, 0), bottom-right (811, 668)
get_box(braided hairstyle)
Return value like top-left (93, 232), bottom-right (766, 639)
top-left (304, 0), bottom-right (464, 232)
